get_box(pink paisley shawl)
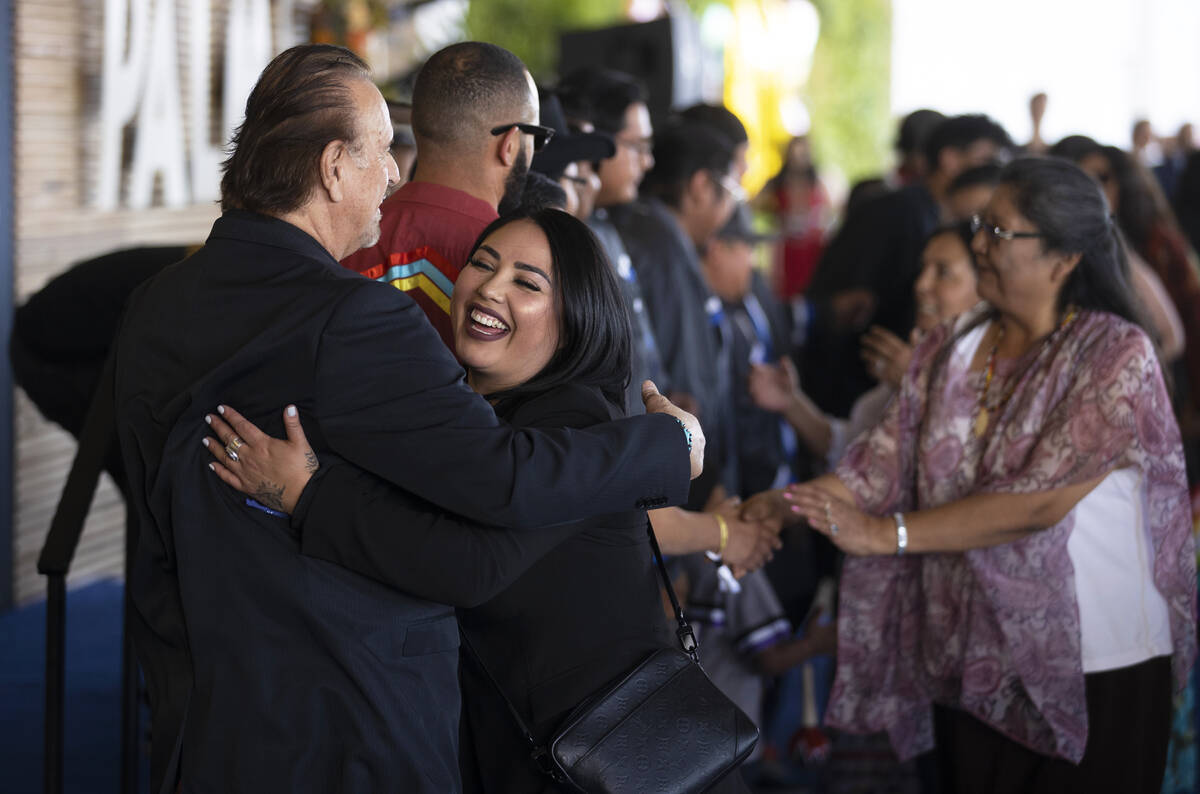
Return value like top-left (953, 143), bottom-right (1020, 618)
top-left (832, 309), bottom-right (1197, 763)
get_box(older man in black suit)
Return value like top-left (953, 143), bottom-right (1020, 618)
top-left (113, 44), bottom-right (702, 794)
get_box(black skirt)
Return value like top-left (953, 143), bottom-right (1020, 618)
top-left (931, 655), bottom-right (1172, 794)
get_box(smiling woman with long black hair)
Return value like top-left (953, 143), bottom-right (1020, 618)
top-left (201, 207), bottom-right (753, 792)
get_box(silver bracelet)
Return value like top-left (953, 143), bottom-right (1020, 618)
top-left (893, 512), bottom-right (908, 556)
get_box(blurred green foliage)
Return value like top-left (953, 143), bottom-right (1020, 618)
top-left (805, 0), bottom-right (893, 182)
top-left (464, 0), bottom-right (892, 182)
top-left (464, 0), bottom-right (623, 81)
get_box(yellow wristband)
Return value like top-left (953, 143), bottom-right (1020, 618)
top-left (713, 513), bottom-right (729, 557)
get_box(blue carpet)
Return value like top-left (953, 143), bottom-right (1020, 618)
top-left (0, 578), bottom-right (139, 794)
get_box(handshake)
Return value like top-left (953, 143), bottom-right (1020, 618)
top-left (703, 489), bottom-right (802, 578)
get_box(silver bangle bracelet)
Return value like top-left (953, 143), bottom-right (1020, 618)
top-left (893, 512), bottom-right (908, 556)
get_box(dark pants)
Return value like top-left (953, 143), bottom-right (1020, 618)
top-left (933, 655), bottom-right (1172, 794)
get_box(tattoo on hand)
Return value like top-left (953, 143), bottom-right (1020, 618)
top-left (304, 450), bottom-right (319, 474)
top-left (253, 481), bottom-right (286, 512)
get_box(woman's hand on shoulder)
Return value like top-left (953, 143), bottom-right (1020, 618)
top-left (203, 404), bottom-right (318, 515)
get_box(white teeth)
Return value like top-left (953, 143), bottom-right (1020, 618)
top-left (470, 309), bottom-right (509, 331)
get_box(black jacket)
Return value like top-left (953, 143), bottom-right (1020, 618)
top-left (802, 183), bottom-right (939, 414)
top-left (113, 211), bottom-right (690, 794)
top-left (458, 383), bottom-right (674, 792)
top-left (611, 199), bottom-right (737, 506)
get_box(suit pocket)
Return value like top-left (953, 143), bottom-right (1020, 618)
top-left (402, 614), bottom-right (460, 657)
top-left (363, 612), bottom-right (459, 659)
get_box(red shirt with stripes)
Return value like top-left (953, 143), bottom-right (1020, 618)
top-left (341, 180), bottom-right (498, 352)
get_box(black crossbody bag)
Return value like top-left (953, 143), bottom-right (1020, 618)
top-left (460, 522), bottom-right (759, 793)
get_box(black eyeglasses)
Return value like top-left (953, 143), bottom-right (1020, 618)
top-left (970, 213), bottom-right (1044, 241)
top-left (490, 123), bottom-right (555, 152)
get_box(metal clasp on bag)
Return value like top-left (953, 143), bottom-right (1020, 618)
top-left (531, 746), bottom-right (567, 784)
top-left (677, 624), bottom-right (700, 661)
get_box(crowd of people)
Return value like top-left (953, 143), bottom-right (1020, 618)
top-left (18, 35), bottom-right (1200, 794)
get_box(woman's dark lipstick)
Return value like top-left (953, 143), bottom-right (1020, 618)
top-left (465, 303), bottom-right (511, 341)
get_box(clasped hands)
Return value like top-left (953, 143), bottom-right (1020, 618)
top-left (738, 480), bottom-right (892, 557)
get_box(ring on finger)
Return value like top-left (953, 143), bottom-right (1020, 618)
top-left (224, 435), bottom-right (245, 462)
top-left (830, 522), bottom-right (839, 536)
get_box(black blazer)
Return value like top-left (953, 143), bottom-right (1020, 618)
top-left (297, 382), bottom-right (675, 792)
top-left (113, 211), bottom-right (690, 794)
top-left (459, 384), bottom-right (675, 792)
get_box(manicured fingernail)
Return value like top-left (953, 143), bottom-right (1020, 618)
top-left (208, 463), bottom-right (215, 471)
top-left (791, 505), bottom-right (802, 513)
top-left (201, 438), bottom-right (209, 447)
top-left (205, 415), bottom-right (212, 425)
top-left (286, 405), bottom-right (297, 417)
top-left (217, 405), bottom-right (226, 415)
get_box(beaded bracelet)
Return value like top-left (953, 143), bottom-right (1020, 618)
top-left (671, 416), bottom-right (693, 452)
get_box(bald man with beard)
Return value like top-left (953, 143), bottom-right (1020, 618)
top-left (342, 41), bottom-right (549, 349)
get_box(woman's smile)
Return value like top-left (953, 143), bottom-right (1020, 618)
top-left (466, 304), bottom-right (511, 340)
top-left (451, 218), bottom-right (561, 395)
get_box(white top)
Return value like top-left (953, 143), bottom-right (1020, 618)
top-left (1068, 468), bottom-right (1173, 672)
top-left (956, 319), bottom-right (1173, 673)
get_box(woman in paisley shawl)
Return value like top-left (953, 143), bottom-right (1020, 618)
top-left (774, 157), bottom-right (1197, 792)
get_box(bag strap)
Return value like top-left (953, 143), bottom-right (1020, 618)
top-left (644, 521), bottom-right (700, 662)
top-left (458, 520), bottom-right (701, 764)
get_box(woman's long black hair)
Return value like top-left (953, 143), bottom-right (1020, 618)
top-left (465, 207), bottom-right (633, 411)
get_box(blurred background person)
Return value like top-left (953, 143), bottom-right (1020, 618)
top-left (614, 117), bottom-right (741, 509)
top-left (1055, 138), bottom-right (1196, 455)
top-left (753, 135), bottom-right (832, 300)
top-left (799, 113), bottom-right (1012, 417)
top-left (750, 222), bottom-right (981, 470)
top-left (944, 162), bottom-right (1002, 222)
top-left (1024, 92), bottom-right (1049, 155)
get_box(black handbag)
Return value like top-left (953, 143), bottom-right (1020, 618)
top-left (460, 522), bottom-right (759, 793)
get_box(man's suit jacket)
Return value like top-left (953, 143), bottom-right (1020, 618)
top-left (611, 198), bottom-right (737, 506)
top-left (725, 273), bottom-right (796, 496)
top-left (291, 381), bottom-right (676, 791)
top-left (113, 210), bottom-right (690, 793)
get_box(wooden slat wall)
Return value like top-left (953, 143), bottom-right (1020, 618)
top-left (12, 0), bottom-right (230, 604)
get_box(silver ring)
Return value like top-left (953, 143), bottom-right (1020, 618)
top-left (830, 523), bottom-right (839, 536)
top-left (225, 435), bottom-right (244, 461)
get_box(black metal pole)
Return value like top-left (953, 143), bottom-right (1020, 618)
top-left (44, 573), bottom-right (65, 794)
top-left (121, 510), bottom-right (140, 793)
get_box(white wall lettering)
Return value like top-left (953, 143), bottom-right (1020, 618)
top-left (96, 0), bottom-right (275, 209)
top-left (126, 0), bottom-right (188, 208)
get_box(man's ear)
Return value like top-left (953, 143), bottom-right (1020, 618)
top-left (496, 126), bottom-right (522, 167)
top-left (684, 169), bottom-right (711, 208)
top-left (320, 139), bottom-right (349, 203)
